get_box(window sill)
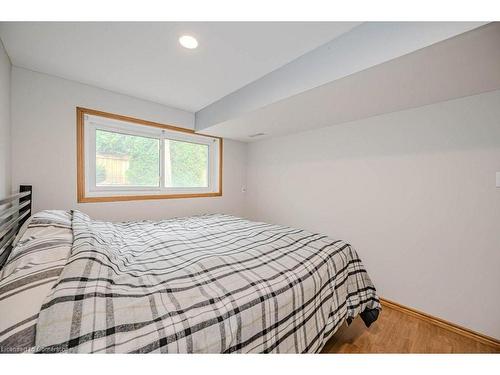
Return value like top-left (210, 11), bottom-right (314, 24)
top-left (77, 191), bottom-right (222, 203)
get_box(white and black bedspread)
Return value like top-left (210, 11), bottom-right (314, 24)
top-left (1, 210), bottom-right (380, 353)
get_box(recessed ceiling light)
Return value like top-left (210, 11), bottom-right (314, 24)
top-left (179, 35), bottom-right (198, 49)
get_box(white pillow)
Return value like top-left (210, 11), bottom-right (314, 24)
top-left (12, 216), bottom-right (33, 247)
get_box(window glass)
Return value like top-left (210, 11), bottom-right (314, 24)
top-left (95, 129), bottom-right (160, 187)
top-left (165, 139), bottom-right (209, 188)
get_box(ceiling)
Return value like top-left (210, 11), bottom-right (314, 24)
top-left (202, 23), bottom-right (500, 142)
top-left (1, 22), bottom-right (495, 143)
top-left (196, 22), bottom-right (486, 133)
top-left (0, 22), bottom-right (359, 112)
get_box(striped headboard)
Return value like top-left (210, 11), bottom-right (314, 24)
top-left (0, 185), bottom-right (32, 268)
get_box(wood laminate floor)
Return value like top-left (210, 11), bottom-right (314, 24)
top-left (321, 304), bottom-right (499, 353)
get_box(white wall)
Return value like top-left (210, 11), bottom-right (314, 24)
top-left (0, 39), bottom-right (11, 197)
top-left (246, 90), bottom-right (500, 339)
top-left (11, 67), bottom-right (247, 221)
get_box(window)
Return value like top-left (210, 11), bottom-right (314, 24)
top-left (77, 108), bottom-right (222, 202)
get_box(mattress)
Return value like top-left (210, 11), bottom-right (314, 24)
top-left (0, 210), bottom-right (380, 353)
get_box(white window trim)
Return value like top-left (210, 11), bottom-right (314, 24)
top-left (77, 108), bottom-right (222, 202)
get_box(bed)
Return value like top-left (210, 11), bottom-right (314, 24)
top-left (0, 190), bottom-right (380, 353)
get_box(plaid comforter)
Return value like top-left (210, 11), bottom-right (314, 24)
top-left (34, 211), bottom-right (379, 353)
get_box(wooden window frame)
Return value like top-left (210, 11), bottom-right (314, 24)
top-left (77, 107), bottom-right (223, 203)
